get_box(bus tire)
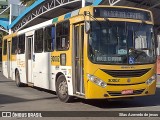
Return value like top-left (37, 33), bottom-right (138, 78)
top-left (15, 70), bottom-right (24, 87)
top-left (56, 75), bottom-right (73, 103)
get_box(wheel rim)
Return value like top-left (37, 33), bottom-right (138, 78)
top-left (58, 80), bottom-right (68, 99)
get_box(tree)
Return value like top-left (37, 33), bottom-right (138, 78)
top-left (20, 0), bottom-right (36, 6)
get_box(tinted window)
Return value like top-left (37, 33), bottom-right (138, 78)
top-left (56, 21), bottom-right (70, 50)
top-left (18, 34), bottom-right (25, 54)
top-left (89, 21), bottom-right (156, 64)
top-left (35, 29), bottom-right (43, 53)
top-left (44, 26), bottom-right (55, 52)
top-left (12, 37), bottom-right (18, 55)
top-left (3, 40), bottom-right (7, 55)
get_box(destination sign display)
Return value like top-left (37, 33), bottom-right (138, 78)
top-left (94, 7), bottom-right (151, 21)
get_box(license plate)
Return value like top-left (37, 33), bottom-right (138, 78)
top-left (121, 90), bottom-right (133, 95)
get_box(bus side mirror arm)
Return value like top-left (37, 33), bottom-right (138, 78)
top-left (84, 11), bottom-right (91, 34)
top-left (85, 21), bottom-right (90, 34)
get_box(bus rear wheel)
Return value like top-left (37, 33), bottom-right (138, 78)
top-left (56, 75), bottom-right (73, 103)
top-left (15, 70), bottom-right (24, 87)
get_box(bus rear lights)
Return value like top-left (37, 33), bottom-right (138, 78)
top-left (87, 74), bottom-right (107, 88)
top-left (146, 74), bottom-right (156, 85)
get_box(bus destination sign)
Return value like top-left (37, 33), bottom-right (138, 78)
top-left (94, 7), bottom-right (151, 21)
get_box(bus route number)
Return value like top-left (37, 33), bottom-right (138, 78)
top-left (51, 56), bottom-right (60, 62)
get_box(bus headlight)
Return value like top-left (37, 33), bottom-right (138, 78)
top-left (146, 74), bottom-right (156, 85)
top-left (87, 74), bottom-right (107, 88)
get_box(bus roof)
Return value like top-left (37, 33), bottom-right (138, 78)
top-left (4, 5), bottom-right (153, 38)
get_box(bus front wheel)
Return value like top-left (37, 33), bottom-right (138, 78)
top-left (15, 70), bottom-right (24, 87)
top-left (56, 75), bottom-right (73, 103)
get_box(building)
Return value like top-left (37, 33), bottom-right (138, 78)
top-left (0, 0), bottom-right (8, 9)
top-left (0, 0), bottom-right (8, 18)
top-left (0, 0), bottom-right (8, 61)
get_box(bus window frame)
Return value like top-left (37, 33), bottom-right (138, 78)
top-left (18, 34), bottom-right (25, 54)
top-left (11, 37), bottom-right (18, 55)
top-left (44, 25), bottom-right (55, 52)
top-left (3, 39), bottom-right (7, 55)
top-left (34, 28), bottom-right (44, 53)
top-left (56, 20), bottom-right (70, 51)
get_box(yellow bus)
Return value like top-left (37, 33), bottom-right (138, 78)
top-left (2, 5), bottom-right (157, 102)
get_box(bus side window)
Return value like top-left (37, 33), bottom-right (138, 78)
top-left (51, 26), bottom-right (55, 50)
top-left (12, 37), bottom-right (18, 54)
top-left (44, 26), bottom-right (55, 52)
top-left (35, 29), bottom-right (43, 53)
top-left (56, 20), bottom-right (70, 51)
top-left (3, 39), bottom-right (7, 55)
top-left (18, 34), bottom-right (25, 54)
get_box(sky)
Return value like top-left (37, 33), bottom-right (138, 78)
top-left (0, 0), bottom-right (20, 5)
top-left (8, 0), bottom-right (20, 5)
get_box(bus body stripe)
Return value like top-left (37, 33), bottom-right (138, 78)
top-left (71, 9), bottom-right (80, 17)
top-left (52, 17), bottom-right (58, 23)
top-left (64, 13), bottom-right (71, 19)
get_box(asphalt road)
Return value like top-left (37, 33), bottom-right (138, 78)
top-left (0, 69), bottom-right (160, 120)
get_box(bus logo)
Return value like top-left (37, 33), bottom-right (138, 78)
top-left (127, 79), bottom-right (131, 83)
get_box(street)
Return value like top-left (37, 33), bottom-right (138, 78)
top-left (0, 69), bottom-right (160, 120)
top-left (1, 0), bottom-right (160, 120)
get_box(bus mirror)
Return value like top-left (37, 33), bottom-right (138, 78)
top-left (85, 21), bottom-right (90, 34)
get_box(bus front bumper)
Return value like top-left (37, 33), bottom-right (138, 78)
top-left (85, 80), bottom-right (156, 99)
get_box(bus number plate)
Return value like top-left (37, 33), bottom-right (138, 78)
top-left (121, 90), bottom-right (133, 95)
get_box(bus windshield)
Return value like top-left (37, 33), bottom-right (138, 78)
top-left (88, 21), bottom-right (156, 65)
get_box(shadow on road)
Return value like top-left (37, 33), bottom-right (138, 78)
top-left (79, 87), bottom-right (160, 109)
top-left (32, 86), bottom-right (57, 95)
top-left (0, 81), bottom-right (15, 83)
top-left (0, 94), bottom-right (57, 104)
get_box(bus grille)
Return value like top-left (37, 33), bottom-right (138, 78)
top-left (107, 89), bottom-right (145, 96)
top-left (101, 68), bottom-right (151, 78)
top-left (107, 82), bottom-right (145, 86)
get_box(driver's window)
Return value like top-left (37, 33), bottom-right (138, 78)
top-left (135, 31), bottom-right (147, 49)
top-left (89, 31), bottom-right (97, 46)
top-left (116, 27), bottom-right (127, 55)
top-left (108, 28), bottom-right (117, 44)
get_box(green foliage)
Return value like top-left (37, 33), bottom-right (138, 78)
top-left (0, 31), bottom-right (8, 40)
top-left (20, 0), bottom-right (36, 6)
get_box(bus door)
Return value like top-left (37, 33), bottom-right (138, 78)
top-left (7, 41), bottom-right (11, 78)
top-left (26, 36), bottom-right (33, 83)
top-left (73, 23), bottom-right (85, 95)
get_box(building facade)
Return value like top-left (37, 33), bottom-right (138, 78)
top-left (0, 0), bottom-right (8, 61)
